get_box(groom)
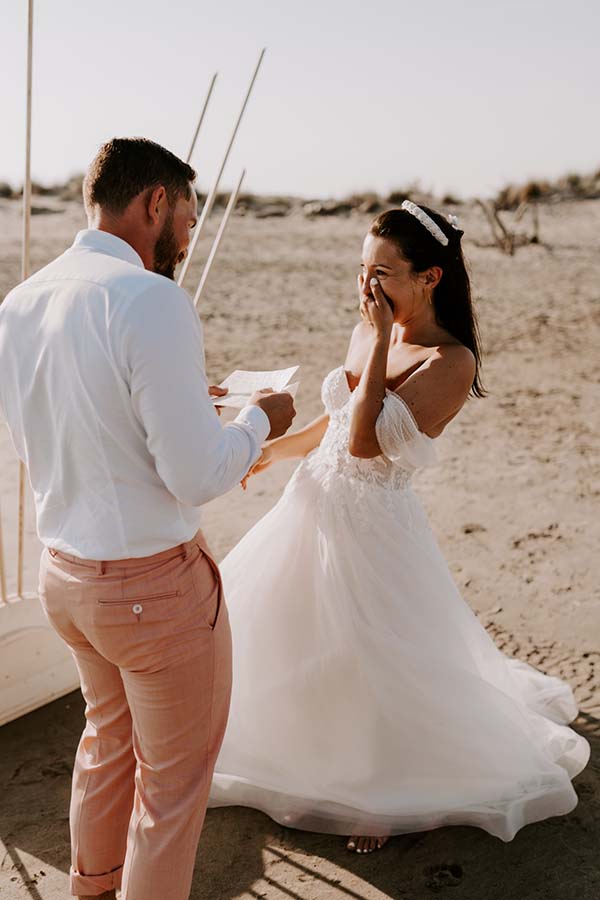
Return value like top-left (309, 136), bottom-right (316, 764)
top-left (0, 137), bottom-right (295, 899)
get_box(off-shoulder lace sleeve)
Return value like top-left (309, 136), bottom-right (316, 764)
top-left (375, 391), bottom-right (438, 469)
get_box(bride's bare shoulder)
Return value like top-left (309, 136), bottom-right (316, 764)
top-left (428, 342), bottom-right (476, 381)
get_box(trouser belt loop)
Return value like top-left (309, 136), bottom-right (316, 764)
top-left (182, 537), bottom-right (197, 560)
top-left (96, 560), bottom-right (106, 575)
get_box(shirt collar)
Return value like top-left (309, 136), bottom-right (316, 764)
top-left (72, 229), bottom-right (145, 269)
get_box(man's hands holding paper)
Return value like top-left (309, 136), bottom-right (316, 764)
top-left (212, 366), bottom-right (298, 488)
top-left (212, 367), bottom-right (299, 410)
top-left (212, 366), bottom-right (299, 438)
top-left (248, 389), bottom-right (296, 440)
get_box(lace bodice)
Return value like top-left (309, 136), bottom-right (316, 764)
top-left (302, 366), bottom-right (438, 493)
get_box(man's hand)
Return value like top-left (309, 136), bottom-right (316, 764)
top-left (248, 389), bottom-right (296, 439)
top-left (209, 385), bottom-right (228, 416)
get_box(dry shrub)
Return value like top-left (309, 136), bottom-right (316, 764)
top-left (386, 184), bottom-right (438, 208)
top-left (59, 175), bottom-right (84, 202)
top-left (213, 192), bottom-right (229, 208)
top-left (254, 204), bottom-right (291, 219)
top-left (442, 193), bottom-right (462, 206)
top-left (473, 198), bottom-right (544, 256)
top-left (386, 188), bottom-right (410, 204)
top-left (565, 173), bottom-right (582, 191)
top-left (496, 168), bottom-right (600, 209)
top-left (31, 181), bottom-right (61, 197)
top-left (238, 192), bottom-right (260, 211)
top-left (302, 199), bottom-right (353, 217)
top-left (344, 192), bottom-right (383, 213)
top-left (251, 195), bottom-right (294, 218)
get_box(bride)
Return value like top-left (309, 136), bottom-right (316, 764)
top-left (209, 201), bottom-right (590, 854)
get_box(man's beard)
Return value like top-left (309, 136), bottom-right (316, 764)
top-left (153, 210), bottom-right (180, 280)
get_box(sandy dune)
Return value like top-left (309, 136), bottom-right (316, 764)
top-left (1, 197), bottom-right (599, 899)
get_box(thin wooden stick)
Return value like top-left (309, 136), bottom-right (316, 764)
top-left (193, 169), bottom-right (245, 309)
top-left (17, 465), bottom-right (25, 596)
top-left (18, 0), bottom-right (34, 598)
top-left (178, 48), bottom-right (266, 288)
top-left (185, 72), bottom-right (218, 164)
top-left (0, 499), bottom-right (7, 604)
top-left (22, 2), bottom-right (33, 282)
top-left (513, 201), bottom-right (529, 225)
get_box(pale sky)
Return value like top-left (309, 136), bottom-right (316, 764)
top-left (3, 0), bottom-right (599, 199)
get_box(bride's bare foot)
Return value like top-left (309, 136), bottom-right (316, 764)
top-left (346, 835), bottom-right (389, 853)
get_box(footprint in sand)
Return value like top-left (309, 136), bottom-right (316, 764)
top-left (425, 863), bottom-right (464, 892)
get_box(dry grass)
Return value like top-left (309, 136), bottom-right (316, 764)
top-left (495, 169), bottom-right (600, 210)
top-left (3, 164), bottom-right (600, 220)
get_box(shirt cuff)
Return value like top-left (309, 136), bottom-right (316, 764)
top-left (235, 404), bottom-right (271, 445)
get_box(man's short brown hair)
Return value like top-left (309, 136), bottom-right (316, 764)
top-left (83, 137), bottom-right (196, 215)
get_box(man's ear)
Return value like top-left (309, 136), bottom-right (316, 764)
top-left (146, 185), bottom-right (168, 226)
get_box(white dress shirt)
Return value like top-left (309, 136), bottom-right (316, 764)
top-left (0, 229), bottom-right (270, 559)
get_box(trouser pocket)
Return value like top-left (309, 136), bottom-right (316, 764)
top-left (191, 546), bottom-right (223, 631)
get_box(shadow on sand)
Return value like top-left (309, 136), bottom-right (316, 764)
top-left (1, 693), bottom-right (598, 900)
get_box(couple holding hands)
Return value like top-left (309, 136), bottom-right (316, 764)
top-left (0, 137), bottom-right (588, 900)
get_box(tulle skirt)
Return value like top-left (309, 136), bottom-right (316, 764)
top-left (209, 460), bottom-right (590, 840)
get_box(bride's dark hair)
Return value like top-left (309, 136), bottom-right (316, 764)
top-left (369, 206), bottom-right (486, 398)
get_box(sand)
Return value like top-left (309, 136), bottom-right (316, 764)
top-left (0, 196), bottom-right (599, 899)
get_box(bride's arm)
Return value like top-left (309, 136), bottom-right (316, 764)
top-left (348, 279), bottom-right (393, 458)
top-left (242, 412), bottom-right (328, 486)
top-left (242, 412), bottom-right (329, 486)
top-left (265, 412), bottom-right (330, 462)
top-left (348, 333), bottom-right (389, 458)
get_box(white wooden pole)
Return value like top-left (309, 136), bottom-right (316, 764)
top-left (0, 499), bottom-right (7, 604)
top-left (193, 169), bottom-right (245, 309)
top-left (177, 48), bottom-right (266, 288)
top-left (18, 0), bottom-right (34, 598)
top-left (185, 72), bottom-right (218, 164)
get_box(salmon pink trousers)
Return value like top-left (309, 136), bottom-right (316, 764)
top-left (38, 530), bottom-right (232, 899)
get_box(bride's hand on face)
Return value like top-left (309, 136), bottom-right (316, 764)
top-left (241, 444), bottom-right (277, 491)
top-left (357, 274), bottom-right (394, 341)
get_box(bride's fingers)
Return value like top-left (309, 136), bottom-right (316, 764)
top-left (361, 296), bottom-right (376, 326)
top-left (369, 277), bottom-right (392, 316)
top-left (358, 274), bottom-right (371, 318)
top-left (242, 454), bottom-right (272, 487)
top-left (241, 462), bottom-right (261, 489)
top-left (369, 277), bottom-right (384, 306)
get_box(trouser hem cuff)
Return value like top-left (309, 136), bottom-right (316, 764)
top-left (70, 863), bottom-right (123, 894)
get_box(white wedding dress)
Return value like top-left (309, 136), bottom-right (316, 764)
top-left (209, 365), bottom-right (590, 841)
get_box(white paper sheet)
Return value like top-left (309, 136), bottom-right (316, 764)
top-left (212, 366), bottom-right (300, 410)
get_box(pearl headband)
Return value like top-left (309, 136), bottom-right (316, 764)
top-left (401, 200), bottom-right (455, 246)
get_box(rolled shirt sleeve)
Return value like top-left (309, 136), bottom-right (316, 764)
top-left (123, 280), bottom-right (270, 507)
